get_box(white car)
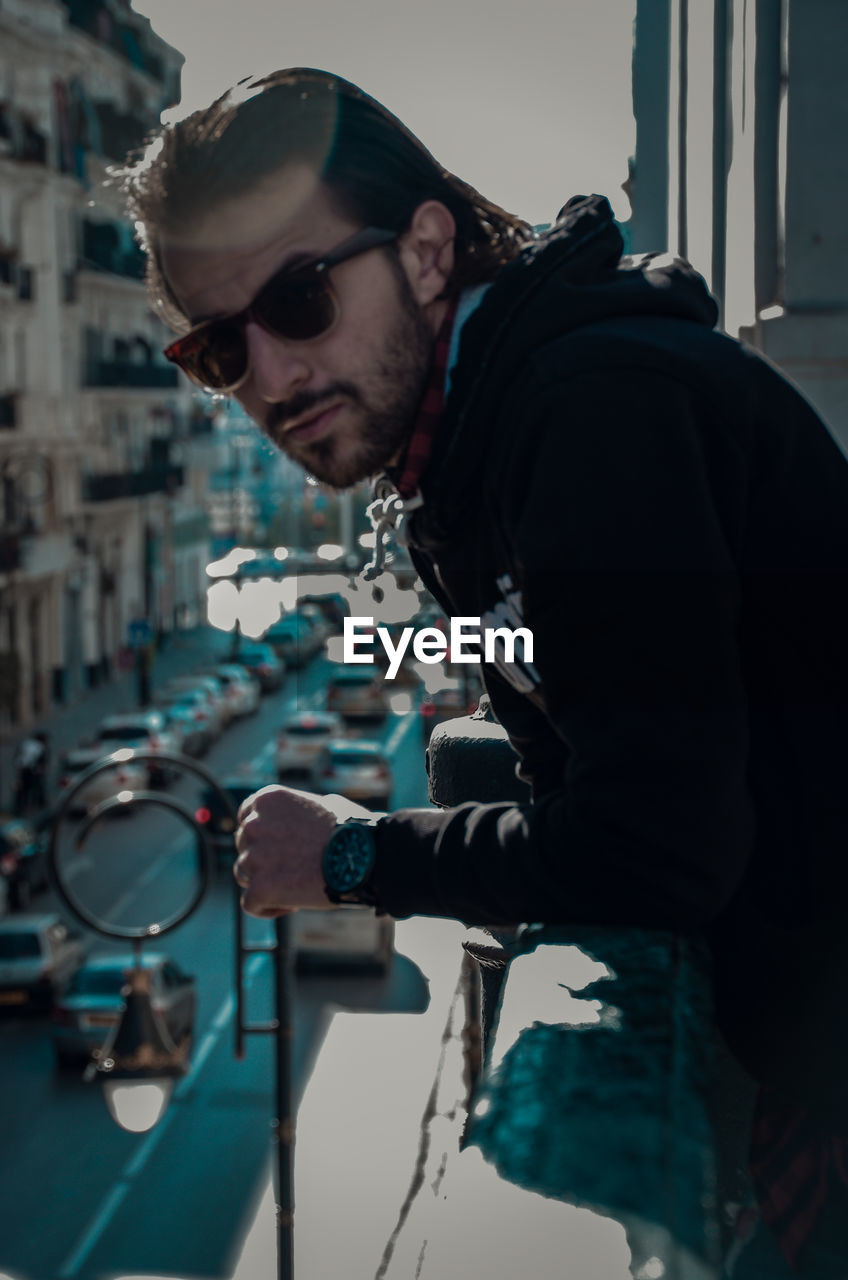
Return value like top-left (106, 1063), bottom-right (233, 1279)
top-left (93, 711), bottom-right (181, 787)
top-left (51, 951), bottom-right (196, 1068)
top-left (209, 664), bottom-right (261, 718)
top-left (0, 913), bottom-right (87, 1012)
top-left (294, 908), bottom-right (395, 973)
top-left (276, 710), bottom-right (343, 779)
top-left (312, 739), bottom-right (393, 808)
top-left (161, 674), bottom-right (230, 729)
top-left (58, 746), bottom-right (148, 816)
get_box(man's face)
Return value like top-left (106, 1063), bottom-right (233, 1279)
top-left (160, 169), bottom-right (435, 488)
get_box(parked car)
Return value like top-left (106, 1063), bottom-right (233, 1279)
top-left (325, 666), bottom-right (389, 722)
top-left (299, 592), bottom-right (347, 633)
top-left (312, 739), bottom-right (393, 809)
top-left (57, 746), bottom-right (148, 815)
top-left (155, 684), bottom-right (222, 750)
top-left (207, 663), bottom-right (261, 718)
top-left (294, 907), bottom-right (395, 974)
top-left (156, 697), bottom-right (214, 757)
top-left (233, 642), bottom-right (286, 692)
top-left (93, 712), bottom-right (181, 787)
top-left (263, 613), bottom-right (321, 669)
top-left (276, 710), bottom-right (343, 780)
top-left (0, 816), bottom-right (49, 911)
top-left (419, 682), bottom-right (480, 741)
top-left (51, 951), bottom-right (196, 1068)
top-left (0, 913), bottom-right (86, 1013)
top-left (194, 767), bottom-right (275, 866)
top-left (159, 674), bottom-right (230, 731)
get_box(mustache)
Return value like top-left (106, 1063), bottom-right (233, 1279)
top-left (266, 382), bottom-right (360, 436)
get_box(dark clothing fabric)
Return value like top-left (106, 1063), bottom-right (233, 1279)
top-left (373, 196), bottom-right (848, 1115)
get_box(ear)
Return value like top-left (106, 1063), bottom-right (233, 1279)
top-left (396, 201), bottom-right (456, 312)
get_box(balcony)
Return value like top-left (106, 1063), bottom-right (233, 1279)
top-left (82, 464), bottom-right (184, 503)
top-left (63, 1), bottom-right (169, 90)
top-left (81, 218), bottom-right (146, 281)
top-left (0, 103), bottom-right (48, 167)
top-left (84, 361), bottom-right (179, 390)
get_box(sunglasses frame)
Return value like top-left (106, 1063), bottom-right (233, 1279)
top-left (163, 225), bottom-right (399, 392)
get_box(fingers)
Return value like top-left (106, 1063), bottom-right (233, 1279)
top-left (231, 784), bottom-right (336, 916)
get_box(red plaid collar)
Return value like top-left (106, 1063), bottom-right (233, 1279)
top-left (392, 299), bottom-right (459, 500)
top-left (748, 1086), bottom-right (848, 1270)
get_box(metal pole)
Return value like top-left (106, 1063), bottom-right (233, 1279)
top-left (273, 914), bottom-right (294, 1280)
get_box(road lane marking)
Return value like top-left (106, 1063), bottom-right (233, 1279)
top-left (64, 855), bottom-right (94, 882)
top-left (57, 952), bottom-right (267, 1277)
top-left (213, 992), bottom-right (236, 1029)
top-left (102, 827), bottom-right (193, 925)
top-left (59, 1183), bottom-right (130, 1279)
top-left (385, 705), bottom-right (418, 757)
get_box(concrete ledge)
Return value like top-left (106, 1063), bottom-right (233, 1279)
top-left (427, 697), bottom-right (530, 808)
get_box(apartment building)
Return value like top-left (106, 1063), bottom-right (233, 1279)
top-left (0, 0), bottom-right (213, 727)
top-left (628, 0), bottom-right (848, 451)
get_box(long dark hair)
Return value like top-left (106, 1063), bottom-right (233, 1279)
top-left (119, 68), bottom-right (533, 328)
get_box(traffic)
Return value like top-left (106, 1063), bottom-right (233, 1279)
top-left (0, 570), bottom-right (483, 1280)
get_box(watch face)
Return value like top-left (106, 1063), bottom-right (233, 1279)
top-left (323, 824), bottom-right (375, 894)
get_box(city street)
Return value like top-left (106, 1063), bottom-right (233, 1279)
top-left (0, 649), bottom-right (445, 1280)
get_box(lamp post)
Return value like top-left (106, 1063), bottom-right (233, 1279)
top-left (48, 749), bottom-right (295, 1280)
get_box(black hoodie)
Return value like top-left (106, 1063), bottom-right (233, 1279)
top-left (374, 196), bottom-right (848, 1098)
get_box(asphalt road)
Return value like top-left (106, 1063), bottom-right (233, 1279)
top-left (0, 654), bottom-right (435, 1280)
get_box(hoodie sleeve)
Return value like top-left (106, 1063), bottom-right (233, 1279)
top-left (373, 367), bottom-right (755, 931)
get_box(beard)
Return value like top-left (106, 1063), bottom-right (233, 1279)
top-left (264, 268), bottom-right (433, 489)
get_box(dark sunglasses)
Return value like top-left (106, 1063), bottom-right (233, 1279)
top-left (163, 226), bottom-right (398, 392)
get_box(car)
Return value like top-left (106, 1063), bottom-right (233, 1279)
top-left (325, 666), bottom-right (389, 722)
top-left (0, 815), bottom-right (50, 910)
top-left (155, 684), bottom-right (223, 748)
top-left (57, 746), bottom-right (149, 815)
top-left (156, 697), bottom-right (214, 757)
top-left (312, 739), bottom-right (393, 809)
top-left (207, 663), bottom-right (261, 717)
top-left (51, 951), bottom-right (196, 1068)
top-left (93, 711), bottom-right (181, 787)
top-left (293, 907), bottom-right (395, 974)
top-left (419, 682), bottom-right (480, 741)
top-left (276, 710), bottom-right (343, 780)
top-left (263, 613), bottom-right (321, 669)
top-left (299, 591), bottom-right (347, 633)
top-left (194, 767), bottom-right (276, 866)
top-left (0, 913), bottom-right (87, 1013)
top-left (232, 642), bottom-right (286, 692)
top-left (159, 674), bottom-right (230, 731)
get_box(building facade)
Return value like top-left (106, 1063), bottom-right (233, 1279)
top-left (628, 0), bottom-right (848, 452)
top-left (0, 0), bottom-right (213, 728)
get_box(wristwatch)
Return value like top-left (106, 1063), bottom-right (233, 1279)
top-left (321, 816), bottom-right (382, 908)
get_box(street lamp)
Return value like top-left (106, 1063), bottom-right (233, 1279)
top-left (93, 952), bottom-right (190, 1132)
top-left (48, 750), bottom-right (295, 1279)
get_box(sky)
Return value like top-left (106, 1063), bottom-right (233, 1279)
top-left (131, 0), bottom-right (637, 228)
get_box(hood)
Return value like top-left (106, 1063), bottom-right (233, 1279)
top-left (410, 194), bottom-right (718, 546)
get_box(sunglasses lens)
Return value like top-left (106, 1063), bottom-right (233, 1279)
top-left (179, 321), bottom-right (247, 390)
top-left (259, 273), bottom-right (337, 341)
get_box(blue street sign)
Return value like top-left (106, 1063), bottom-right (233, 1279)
top-left (128, 618), bottom-right (153, 649)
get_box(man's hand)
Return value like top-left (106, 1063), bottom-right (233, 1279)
top-left (233, 785), bottom-right (375, 918)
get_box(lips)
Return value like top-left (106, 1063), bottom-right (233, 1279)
top-left (284, 402), bottom-right (342, 443)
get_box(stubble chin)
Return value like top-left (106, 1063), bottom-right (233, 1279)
top-left (285, 423), bottom-right (407, 490)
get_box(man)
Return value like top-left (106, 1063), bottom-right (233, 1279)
top-left (12, 731), bottom-right (47, 815)
top-left (122, 69), bottom-right (848, 1275)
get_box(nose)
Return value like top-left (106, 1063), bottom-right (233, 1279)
top-left (243, 320), bottom-right (311, 403)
